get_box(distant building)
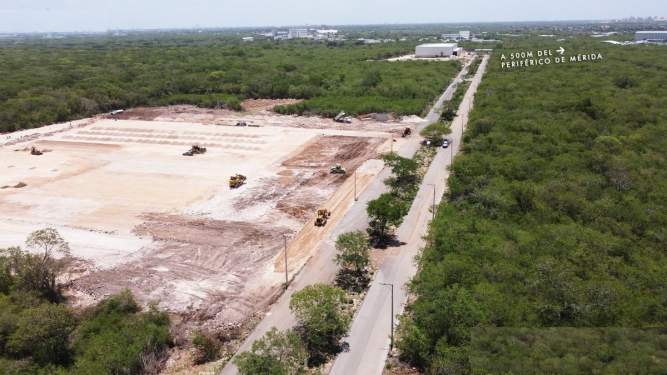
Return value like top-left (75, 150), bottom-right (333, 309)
top-left (635, 31), bottom-right (667, 42)
top-left (288, 28), bottom-right (310, 39)
top-left (415, 43), bottom-right (460, 57)
top-left (315, 29), bottom-right (338, 41)
top-left (241, 37), bottom-right (254, 42)
top-left (442, 31), bottom-right (471, 41)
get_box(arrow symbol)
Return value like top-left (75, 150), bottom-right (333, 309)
top-left (557, 47), bottom-right (565, 55)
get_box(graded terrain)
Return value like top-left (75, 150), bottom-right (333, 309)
top-left (0, 107), bottom-right (413, 331)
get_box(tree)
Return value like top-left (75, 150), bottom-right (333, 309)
top-left (234, 328), bottom-right (308, 375)
top-left (7, 303), bottom-right (77, 366)
top-left (367, 193), bottom-right (408, 244)
top-left (334, 231), bottom-right (371, 292)
top-left (289, 284), bottom-right (351, 365)
top-left (334, 231), bottom-right (370, 273)
top-left (383, 153), bottom-right (419, 196)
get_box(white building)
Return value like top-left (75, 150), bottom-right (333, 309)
top-left (442, 31), bottom-right (471, 41)
top-left (288, 28), bottom-right (310, 39)
top-left (415, 43), bottom-right (458, 58)
top-left (315, 29), bottom-right (338, 41)
top-left (635, 31), bottom-right (667, 42)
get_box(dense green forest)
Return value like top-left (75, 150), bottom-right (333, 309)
top-left (397, 39), bottom-right (667, 373)
top-left (0, 36), bottom-right (459, 132)
top-left (0, 229), bottom-right (172, 374)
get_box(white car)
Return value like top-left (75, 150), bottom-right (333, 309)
top-left (442, 139), bottom-right (450, 148)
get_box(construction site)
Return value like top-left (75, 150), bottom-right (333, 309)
top-left (0, 102), bottom-right (416, 333)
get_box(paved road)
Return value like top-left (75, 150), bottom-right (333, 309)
top-left (220, 57), bottom-right (475, 375)
top-left (330, 54), bottom-right (489, 375)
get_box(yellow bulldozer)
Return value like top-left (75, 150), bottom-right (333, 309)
top-left (229, 174), bottom-right (247, 189)
top-left (314, 209), bottom-right (331, 227)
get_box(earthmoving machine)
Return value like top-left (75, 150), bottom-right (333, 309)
top-left (330, 164), bottom-right (346, 175)
top-left (229, 174), bottom-right (247, 189)
top-left (402, 127), bottom-right (412, 137)
top-left (183, 145), bottom-right (207, 156)
top-left (334, 112), bottom-right (353, 124)
top-left (236, 121), bottom-right (248, 127)
top-left (315, 209), bottom-right (331, 227)
top-left (30, 146), bottom-right (43, 156)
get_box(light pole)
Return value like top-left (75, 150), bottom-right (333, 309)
top-left (380, 282), bottom-right (394, 352)
top-left (354, 170), bottom-right (358, 201)
top-left (427, 183), bottom-right (436, 221)
top-left (283, 234), bottom-right (289, 289)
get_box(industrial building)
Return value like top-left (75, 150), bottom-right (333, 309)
top-left (288, 28), bottom-right (310, 39)
top-left (415, 43), bottom-right (462, 58)
top-left (635, 31), bottom-right (667, 42)
top-left (442, 31), bottom-right (471, 41)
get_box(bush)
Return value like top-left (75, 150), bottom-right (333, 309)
top-left (191, 330), bottom-right (220, 365)
top-left (7, 303), bottom-right (77, 366)
top-left (234, 328), bottom-right (308, 375)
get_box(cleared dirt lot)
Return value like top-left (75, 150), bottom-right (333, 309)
top-left (0, 111), bottom-right (403, 331)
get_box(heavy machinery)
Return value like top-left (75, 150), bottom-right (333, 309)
top-left (330, 164), bottom-right (346, 175)
top-left (334, 112), bottom-right (353, 124)
top-left (315, 209), bottom-right (331, 227)
top-left (229, 174), bottom-right (247, 189)
top-left (183, 145), bottom-right (207, 156)
top-left (402, 127), bottom-right (412, 137)
top-left (236, 121), bottom-right (248, 127)
top-left (30, 146), bottom-right (43, 156)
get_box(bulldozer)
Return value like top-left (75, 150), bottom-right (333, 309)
top-left (183, 145), bottom-right (207, 156)
top-left (330, 164), bottom-right (346, 175)
top-left (30, 146), bottom-right (43, 156)
top-left (315, 209), bottom-right (331, 227)
top-left (402, 127), bottom-right (412, 138)
top-left (334, 112), bottom-right (353, 124)
top-left (229, 174), bottom-right (247, 189)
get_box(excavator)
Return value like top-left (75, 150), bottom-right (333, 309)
top-left (330, 164), bottom-right (346, 175)
top-left (402, 127), bottom-right (412, 137)
top-left (30, 146), bottom-right (43, 156)
top-left (315, 209), bottom-right (331, 227)
top-left (183, 145), bottom-right (207, 156)
top-left (229, 174), bottom-right (247, 189)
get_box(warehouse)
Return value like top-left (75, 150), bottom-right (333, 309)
top-left (635, 31), bottom-right (667, 42)
top-left (415, 43), bottom-right (460, 58)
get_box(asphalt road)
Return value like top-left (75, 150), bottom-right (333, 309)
top-left (329, 54), bottom-right (489, 375)
top-left (219, 56), bottom-right (476, 375)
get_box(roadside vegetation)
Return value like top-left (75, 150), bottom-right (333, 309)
top-left (0, 229), bottom-right (172, 374)
top-left (395, 40), bottom-right (667, 373)
top-left (0, 36), bottom-right (459, 132)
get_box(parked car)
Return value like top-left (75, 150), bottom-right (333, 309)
top-left (442, 139), bottom-right (450, 148)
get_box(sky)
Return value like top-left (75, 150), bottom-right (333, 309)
top-left (0, 0), bottom-right (664, 33)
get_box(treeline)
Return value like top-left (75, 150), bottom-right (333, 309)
top-left (0, 36), bottom-right (458, 132)
top-left (0, 229), bottom-right (171, 374)
top-left (396, 39), bottom-right (667, 373)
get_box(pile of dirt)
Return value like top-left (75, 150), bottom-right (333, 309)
top-left (241, 99), bottom-right (303, 113)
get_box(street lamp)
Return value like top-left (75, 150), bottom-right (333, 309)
top-left (380, 282), bottom-right (394, 352)
top-left (354, 170), bottom-right (358, 202)
top-left (427, 183), bottom-right (436, 221)
top-left (282, 234), bottom-right (289, 289)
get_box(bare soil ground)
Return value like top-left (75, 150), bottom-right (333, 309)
top-left (113, 104), bottom-right (414, 135)
top-left (0, 111), bottom-right (395, 339)
top-left (241, 98), bottom-right (302, 113)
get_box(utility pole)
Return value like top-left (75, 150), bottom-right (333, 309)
top-left (380, 282), bottom-right (394, 352)
top-left (354, 170), bottom-right (358, 201)
top-left (283, 234), bottom-right (288, 289)
top-left (427, 183), bottom-right (436, 221)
